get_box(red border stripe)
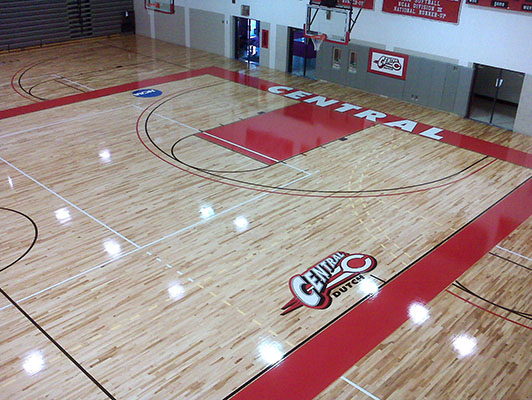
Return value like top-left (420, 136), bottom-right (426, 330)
top-left (2, 66), bottom-right (531, 169)
top-left (229, 178), bottom-right (532, 399)
top-left (0, 68), bottom-right (214, 120)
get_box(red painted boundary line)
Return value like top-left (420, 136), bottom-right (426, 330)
top-left (228, 178), bottom-right (532, 399)
top-left (0, 68), bottom-right (215, 120)
top-left (445, 289), bottom-right (532, 331)
top-left (1, 66), bottom-right (531, 169)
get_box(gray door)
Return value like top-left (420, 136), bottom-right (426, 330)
top-left (468, 64), bottom-right (525, 131)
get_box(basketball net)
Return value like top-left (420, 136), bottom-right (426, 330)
top-left (309, 33), bottom-right (327, 52)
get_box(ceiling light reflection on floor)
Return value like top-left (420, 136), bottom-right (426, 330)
top-left (258, 342), bottom-right (283, 365)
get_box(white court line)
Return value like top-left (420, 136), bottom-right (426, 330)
top-left (341, 376), bottom-right (382, 400)
top-left (141, 173), bottom-right (312, 249)
top-left (5, 72), bottom-right (62, 87)
top-left (495, 245), bottom-right (532, 262)
top-left (54, 74), bottom-right (95, 91)
top-left (133, 104), bottom-right (312, 177)
top-left (0, 105), bottom-right (132, 139)
top-left (0, 172), bottom-right (312, 313)
top-left (200, 131), bottom-right (312, 177)
top-left (200, 130), bottom-right (281, 163)
top-left (131, 104), bottom-right (200, 133)
top-left (0, 248), bottom-right (141, 312)
top-left (0, 156), bottom-right (140, 249)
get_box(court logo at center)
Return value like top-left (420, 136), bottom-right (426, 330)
top-left (281, 251), bottom-right (377, 315)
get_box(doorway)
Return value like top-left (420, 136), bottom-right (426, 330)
top-left (235, 17), bottom-right (260, 65)
top-left (468, 64), bottom-right (525, 131)
top-left (288, 28), bottom-right (317, 79)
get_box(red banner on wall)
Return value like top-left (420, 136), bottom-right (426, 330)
top-left (466, 0), bottom-right (532, 13)
top-left (382, 0), bottom-right (462, 23)
top-left (311, 0), bottom-right (375, 10)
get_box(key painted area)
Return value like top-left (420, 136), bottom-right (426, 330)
top-left (198, 102), bottom-right (375, 164)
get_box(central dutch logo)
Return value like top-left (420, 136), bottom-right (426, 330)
top-left (375, 56), bottom-right (402, 71)
top-left (281, 252), bottom-right (377, 315)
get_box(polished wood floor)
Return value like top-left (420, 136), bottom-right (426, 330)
top-left (0, 35), bottom-right (531, 400)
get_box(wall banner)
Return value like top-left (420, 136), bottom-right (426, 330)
top-left (382, 0), bottom-right (462, 23)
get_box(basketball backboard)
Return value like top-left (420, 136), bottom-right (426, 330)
top-left (305, 0), bottom-right (368, 46)
top-left (305, 4), bottom-right (351, 45)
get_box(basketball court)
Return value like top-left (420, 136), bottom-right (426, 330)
top-left (1, 34), bottom-right (531, 399)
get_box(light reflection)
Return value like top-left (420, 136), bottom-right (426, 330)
top-left (234, 216), bottom-right (249, 232)
top-left (99, 149), bottom-right (112, 163)
top-left (452, 334), bottom-right (477, 357)
top-left (200, 205), bottom-right (215, 219)
top-left (103, 239), bottom-right (121, 258)
top-left (168, 282), bottom-right (185, 301)
top-left (8, 176), bottom-right (14, 189)
top-left (23, 351), bottom-right (45, 375)
top-left (359, 279), bottom-right (379, 296)
top-left (258, 342), bottom-right (283, 364)
top-left (54, 207), bottom-right (72, 224)
top-left (408, 302), bottom-right (430, 324)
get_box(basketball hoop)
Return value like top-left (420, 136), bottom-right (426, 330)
top-left (309, 33), bottom-right (327, 52)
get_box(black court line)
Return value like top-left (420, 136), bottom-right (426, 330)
top-left (145, 84), bottom-right (490, 195)
top-left (452, 281), bottom-right (531, 320)
top-left (172, 133), bottom-right (273, 173)
top-left (0, 287), bottom-right (116, 399)
top-left (0, 207), bottom-right (38, 273)
top-left (15, 45), bottom-right (155, 102)
top-left (18, 59), bottom-right (51, 101)
top-left (489, 251), bottom-right (532, 271)
top-left (223, 176), bottom-right (532, 399)
top-left (27, 79), bottom-right (86, 99)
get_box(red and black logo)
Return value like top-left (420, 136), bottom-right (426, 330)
top-left (375, 56), bottom-right (402, 71)
top-left (281, 251), bottom-right (377, 315)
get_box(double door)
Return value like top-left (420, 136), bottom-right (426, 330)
top-left (468, 65), bottom-right (524, 131)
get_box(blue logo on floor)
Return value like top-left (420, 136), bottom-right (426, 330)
top-left (133, 89), bottom-right (162, 98)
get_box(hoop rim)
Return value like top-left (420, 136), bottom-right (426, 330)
top-left (303, 28), bottom-right (350, 46)
top-left (307, 33), bottom-right (328, 41)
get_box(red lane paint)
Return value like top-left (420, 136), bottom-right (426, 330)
top-left (445, 289), bottom-right (532, 331)
top-left (137, 95), bottom-right (497, 199)
top-left (204, 67), bottom-right (531, 169)
top-left (2, 65), bottom-right (531, 169)
top-left (199, 102), bottom-right (374, 164)
top-left (229, 178), bottom-right (532, 399)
